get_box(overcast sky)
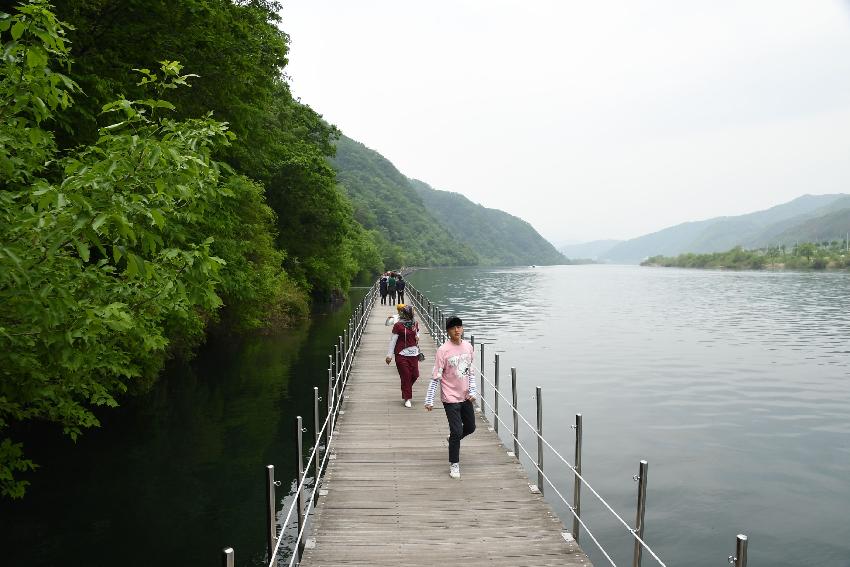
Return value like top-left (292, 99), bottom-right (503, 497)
top-left (280, 1), bottom-right (850, 245)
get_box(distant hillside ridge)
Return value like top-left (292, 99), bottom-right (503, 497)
top-left (559, 239), bottom-right (622, 260)
top-left (330, 136), bottom-right (478, 267)
top-left (409, 179), bottom-right (569, 266)
top-left (603, 194), bottom-right (850, 263)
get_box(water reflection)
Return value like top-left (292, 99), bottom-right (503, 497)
top-left (410, 265), bottom-right (850, 567)
top-left (0, 290), bottom-right (365, 567)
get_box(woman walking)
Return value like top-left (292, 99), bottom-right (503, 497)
top-left (385, 305), bottom-right (420, 407)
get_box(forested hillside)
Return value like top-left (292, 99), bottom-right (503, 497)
top-left (331, 136), bottom-right (478, 267)
top-left (409, 180), bottom-right (568, 265)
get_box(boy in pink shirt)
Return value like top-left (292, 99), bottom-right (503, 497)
top-left (424, 316), bottom-right (477, 479)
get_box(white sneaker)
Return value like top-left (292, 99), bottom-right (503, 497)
top-left (449, 463), bottom-right (460, 479)
top-left (404, 399), bottom-right (412, 408)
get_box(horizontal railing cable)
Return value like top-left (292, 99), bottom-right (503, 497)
top-left (476, 369), bottom-right (667, 566)
top-left (480, 396), bottom-right (617, 566)
top-left (406, 282), bottom-right (667, 567)
top-left (267, 285), bottom-right (376, 567)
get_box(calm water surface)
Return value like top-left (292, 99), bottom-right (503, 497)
top-left (0, 289), bottom-right (366, 567)
top-left (410, 265), bottom-right (850, 567)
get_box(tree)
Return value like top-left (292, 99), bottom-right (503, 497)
top-left (0, 3), bottom-right (289, 497)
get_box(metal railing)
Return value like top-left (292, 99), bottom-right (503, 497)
top-left (403, 282), bottom-right (749, 567)
top-left (217, 279), bottom-right (748, 567)
top-left (218, 283), bottom-right (377, 566)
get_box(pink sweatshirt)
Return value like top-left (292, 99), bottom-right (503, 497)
top-left (424, 339), bottom-right (478, 405)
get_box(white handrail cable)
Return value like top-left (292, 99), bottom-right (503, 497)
top-left (406, 282), bottom-right (668, 567)
top-left (268, 285), bottom-right (377, 566)
top-left (484, 401), bottom-right (618, 566)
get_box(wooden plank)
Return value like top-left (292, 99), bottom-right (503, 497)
top-left (299, 300), bottom-right (593, 566)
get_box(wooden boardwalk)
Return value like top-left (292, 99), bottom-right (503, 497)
top-left (300, 300), bottom-right (592, 566)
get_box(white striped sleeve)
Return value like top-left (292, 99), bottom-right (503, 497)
top-left (386, 334), bottom-right (399, 358)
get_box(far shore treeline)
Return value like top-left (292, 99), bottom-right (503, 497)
top-left (642, 241), bottom-right (850, 270)
top-left (0, 1), bottom-right (566, 498)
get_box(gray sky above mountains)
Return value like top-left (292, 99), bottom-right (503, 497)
top-left (281, 1), bottom-right (850, 244)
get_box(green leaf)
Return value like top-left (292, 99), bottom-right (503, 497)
top-left (75, 241), bottom-right (90, 262)
top-left (125, 254), bottom-right (138, 278)
top-left (10, 21), bottom-right (25, 40)
top-left (26, 47), bottom-right (46, 69)
top-left (91, 214), bottom-right (108, 232)
top-left (150, 209), bottom-right (165, 228)
top-left (1, 247), bottom-right (21, 267)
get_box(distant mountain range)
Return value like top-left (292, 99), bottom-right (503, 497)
top-left (562, 194), bottom-right (850, 263)
top-left (331, 136), bottom-right (567, 267)
top-left (559, 240), bottom-right (623, 260)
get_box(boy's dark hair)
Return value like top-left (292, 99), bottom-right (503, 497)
top-left (445, 316), bottom-right (463, 330)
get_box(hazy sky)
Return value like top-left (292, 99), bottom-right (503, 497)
top-left (280, 1), bottom-right (850, 245)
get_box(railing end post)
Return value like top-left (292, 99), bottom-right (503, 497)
top-left (222, 547), bottom-right (235, 567)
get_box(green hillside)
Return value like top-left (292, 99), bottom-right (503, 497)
top-left (330, 136), bottom-right (478, 267)
top-left (409, 179), bottom-right (568, 266)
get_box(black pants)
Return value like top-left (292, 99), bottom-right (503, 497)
top-left (444, 400), bottom-right (476, 463)
top-left (388, 290), bottom-right (396, 305)
top-left (380, 290), bottom-right (387, 304)
top-left (397, 290), bottom-right (405, 303)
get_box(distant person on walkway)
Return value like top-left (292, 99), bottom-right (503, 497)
top-left (387, 273), bottom-right (397, 305)
top-left (396, 275), bottom-right (406, 304)
top-left (424, 316), bottom-right (477, 479)
top-left (385, 305), bottom-right (420, 408)
top-left (379, 273), bottom-right (388, 305)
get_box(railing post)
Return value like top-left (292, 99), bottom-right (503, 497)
top-left (313, 387), bottom-right (321, 502)
top-left (265, 465), bottom-right (276, 559)
top-left (336, 339), bottom-right (342, 381)
top-left (732, 534), bottom-right (748, 567)
top-left (470, 334), bottom-right (475, 349)
top-left (493, 354), bottom-right (500, 434)
top-left (511, 367), bottom-right (519, 457)
top-left (294, 416), bottom-right (305, 563)
top-left (334, 344), bottom-right (340, 385)
top-left (536, 386), bottom-right (543, 495)
top-left (632, 459), bottom-right (649, 567)
top-left (222, 547), bottom-right (235, 567)
top-left (572, 413), bottom-right (583, 542)
top-left (327, 367), bottom-right (334, 438)
top-left (479, 342), bottom-right (485, 415)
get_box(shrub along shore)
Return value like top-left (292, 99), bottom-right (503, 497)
top-left (642, 241), bottom-right (850, 270)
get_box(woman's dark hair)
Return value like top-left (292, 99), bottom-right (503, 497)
top-left (445, 316), bottom-right (463, 330)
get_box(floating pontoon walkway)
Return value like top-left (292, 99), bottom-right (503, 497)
top-left (299, 300), bottom-right (592, 566)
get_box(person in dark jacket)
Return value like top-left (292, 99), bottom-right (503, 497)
top-left (387, 274), bottom-right (397, 305)
top-left (396, 275), bottom-right (406, 304)
top-left (379, 274), bottom-right (388, 305)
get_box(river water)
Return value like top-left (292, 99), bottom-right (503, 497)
top-left (4, 267), bottom-right (849, 566)
top-left (0, 289), bottom-right (366, 567)
top-left (408, 265), bottom-right (850, 567)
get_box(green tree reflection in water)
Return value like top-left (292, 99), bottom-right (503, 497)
top-left (0, 289), bottom-right (367, 567)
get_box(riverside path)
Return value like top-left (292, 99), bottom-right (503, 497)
top-left (298, 299), bottom-right (593, 566)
